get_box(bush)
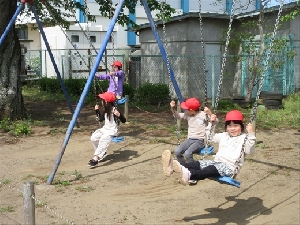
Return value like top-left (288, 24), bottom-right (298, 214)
top-left (38, 77), bottom-right (109, 96)
top-left (217, 99), bottom-right (242, 111)
top-left (123, 83), bottom-right (135, 101)
top-left (0, 117), bottom-right (11, 132)
top-left (134, 82), bottom-right (170, 105)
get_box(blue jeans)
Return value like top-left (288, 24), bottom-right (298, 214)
top-left (174, 138), bottom-right (205, 164)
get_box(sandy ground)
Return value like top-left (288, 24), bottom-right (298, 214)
top-left (0, 101), bottom-right (299, 225)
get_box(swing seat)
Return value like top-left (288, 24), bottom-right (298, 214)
top-left (117, 97), bottom-right (127, 105)
top-left (210, 176), bottom-right (240, 188)
top-left (112, 136), bottom-right (125, 143)
top-left (197, 146), bottom-right (214, 155)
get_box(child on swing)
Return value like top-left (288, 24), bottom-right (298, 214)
top-left (162, 110), bottom-right (256, 185)
top-left (168, 98), bottom-right (217, 168)
top-left (95, 61), bottom-right (125, 99)
top-left (88, 91), bottom-right (126, 167)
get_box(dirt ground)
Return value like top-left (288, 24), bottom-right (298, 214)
top-left (0, 99), bottom-right (299, 225)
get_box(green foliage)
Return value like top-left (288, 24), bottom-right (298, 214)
top-left (0, 206), bottom-right (15, 213)
top-left (28, 55), bottom-right (41, 76)
top-left (217, 99), bottom-right (242, 111)
top-left (75, 185), bottom-right (95, 192)
top-left (134, 82), bottom-right (170, 105)
top-left (12, 120), bottom-right (32, 137)
top-left (0, 117), bottom-right (31, 137)
top-left (18, 0), bottom-right (175, 31)
top-left (38, 77), bottom-right (109, 97)
top-left (281, 1), bottom-right (300, 22)
top-left (123, 83), bottom-right (135, 101)
top-left (0, 116), bottom-right (11, 132)
top-left (256, 93), bottom-right (300, 130)
top-left (38, 77), bottom-right (61, 93)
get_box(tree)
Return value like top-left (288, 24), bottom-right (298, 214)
top-left (220, 0), bottom-right (290, 102)
top-left (0, 0), bottom-right (25, 121)
top-left (0, 0), bottom-right (174, 120)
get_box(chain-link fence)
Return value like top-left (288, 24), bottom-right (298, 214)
top-left (25, 45), bottom-right (297, 99)
top-left (27, 48), bottom-right (128, 79)
top-left (293, 40), bottom-right (300, 92)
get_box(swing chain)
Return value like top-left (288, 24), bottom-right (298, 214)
top-left (213, 0), bottom-right (236, 114)
top-left (160, 0), bottom-right (181, 146)
top-left (197, 0), bottom-right (208, 107)
top-left (108, 0), bottom-right (122, 132)
top-left (197, 0), bottom-right (212, 158)
top-left (205, 0), bottom-right (236, 152)
top-left (44, 3), bottom-right (90, 70)
top-left (234, 0), bottom-right (284, 176)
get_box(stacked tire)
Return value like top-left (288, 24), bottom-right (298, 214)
top-left (258, 91), bottom-right (284, 109)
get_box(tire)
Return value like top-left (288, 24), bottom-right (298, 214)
top-left (265, 105), bottom-right (284, 110)
top-left (232, 99), bottom-right (249, 107)
top-left (259, 91), bottom-right (283, 100)
top-left (262, 99), bottom-right (282, 106)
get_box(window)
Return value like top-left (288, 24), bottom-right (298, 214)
top-left (17, 28), bottom-right (28, 39)
top-left (90, 35), bottom-right (96, 42)
top-left (71, 35), bottom-right (79, 42)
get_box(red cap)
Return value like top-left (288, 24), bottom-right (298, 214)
top-left (111, 61), bottom-right (122, 68)
top-left (98, 92), bottom-right (116, 103)
top-left (225, 110), bottom-right (244, 121)
top-left (180, 98), bottom-right (200, 111)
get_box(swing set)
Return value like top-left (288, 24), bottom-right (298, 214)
top-left (0, 0), bottom-right (284, 186)
top-left (44, 0), bottom-right (127, 142)
top-left (158, 0), bottom-right (285, 187)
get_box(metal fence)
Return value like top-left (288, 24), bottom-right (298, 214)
top-left (25, 46), bottom-right (298, 100)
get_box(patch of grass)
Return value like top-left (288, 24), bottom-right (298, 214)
top-left (145, 125), bottom-right (158, 130)
top-left (22, 174), bottom-right (35, 180)
top-left (75, 185), bottom-right (95, 192)
top-left (256, 93), bottom-right (300, 130)
top-left (53, 108), bottom-right (65, 122)
top-left (0, 117), bottom-right (32, 137)
top-left (36, 201), bottom-right (47, 208)
top-left (12, 120), bottom-right (32, 137)
top-left (58, 171), bottom-right (68, 175)
top-left (72, 170), bottom-right (83, 180)
top-left (49, 128), bottom-right (66, 134)
top-left (1, 180), bottom-right (12, 185)
top-left (54, 180), bottom-right (71, 187)
top-left (0, 206), bottom-right (15, 212)
top-left (0, 116), bottom-right (11, 132)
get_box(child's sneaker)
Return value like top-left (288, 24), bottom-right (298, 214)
top-left (98, 152), bottom-right (108, 162)
top-left (162, 150), bottom-right (173, 176)
top-left (188, 180), bottom-right (198, 185)
top-left (173, 160), bottom-right (191, 185)
top-left (173, 160), bottom-right (181, 173)
top-left (87, 159), bottom-right (98, 167)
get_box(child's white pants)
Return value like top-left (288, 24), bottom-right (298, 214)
top-left (90, 129), bottom-right (112, 157)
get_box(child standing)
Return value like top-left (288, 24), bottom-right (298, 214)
top-left (169, 98), bottom-right (216, 166)
top-left (88, 91), bottom-right (126, 167)
top-left (162, 110), bottom-right (256, 185)
top-left (95, 61), bottom-right (125, 99)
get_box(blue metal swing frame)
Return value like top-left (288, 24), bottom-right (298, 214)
top-left (1, 0), bottom-right (239, 185)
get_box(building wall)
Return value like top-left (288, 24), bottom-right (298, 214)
top-left (138, 17), bottom-right (232, 99)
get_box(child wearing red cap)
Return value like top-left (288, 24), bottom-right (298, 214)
top-left (162, 110), bottom-right (256, 185)
top-left (88, 91), bottom-right (126, 167)
top-left (168, 98), bottom-right (217, 167)
top-left (95, 61), bottom-right (125, 98)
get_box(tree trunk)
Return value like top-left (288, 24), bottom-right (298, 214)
top-left (245, 1), bottom-right (265, 102)
top-left (0, 0), bottom-right (25, 120)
